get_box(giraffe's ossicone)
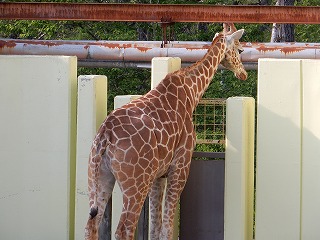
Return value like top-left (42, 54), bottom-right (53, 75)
top-left (85, 23), bottom-right (247, 240)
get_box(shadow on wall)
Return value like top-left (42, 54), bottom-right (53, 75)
top-left (255, 103), bottom-right (320, 239)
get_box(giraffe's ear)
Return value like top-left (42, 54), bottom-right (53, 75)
top-left (227, 29), bottom-right (245, 42)
top-left (212, 32), bottom-right (220, 41)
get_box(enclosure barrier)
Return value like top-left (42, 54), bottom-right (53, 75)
top-left (75, 75), bottom-right (108, 239)
top-left (225, 97), bottom-right (255, 240)
top-left (0, 55), bottom-right (77, 240)
top-left (255, 59), bottom-right (320, 240)
top-left (0, 55), bottom-right (255, 240)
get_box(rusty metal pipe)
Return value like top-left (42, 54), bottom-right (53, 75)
top-left (78, 60), bottom-right (258, 70)
top-left (1, 3), bottom-right (320, 24)
top-left (1, 39), bottom-right (320, 69)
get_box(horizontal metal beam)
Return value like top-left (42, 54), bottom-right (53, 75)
top-left (1, 3), bottom-right (320, 24)
top-left (1, 39), bottom-right (320, 69)
top-left (78, 60), bottom-right (258, 70)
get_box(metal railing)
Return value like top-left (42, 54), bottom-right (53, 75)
top-left (193, 98), bottom-right (226, 145)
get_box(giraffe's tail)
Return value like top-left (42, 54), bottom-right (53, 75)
top-left (89, 205), bottom-right (98, 219)
top-left (88, 132), bottom-right (110, 219)
top-left (88, 144), bottom-right (100, 220)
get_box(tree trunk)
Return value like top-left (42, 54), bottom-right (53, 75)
top-left (271, 0), bottom-right (296, 42)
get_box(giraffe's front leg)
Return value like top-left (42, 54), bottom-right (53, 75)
top-left (160, 148), bottom-right (193, 240)
top-left (149, 177), bottom-right (166, 239)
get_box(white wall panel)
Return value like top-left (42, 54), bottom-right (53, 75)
top-left (256, 59), bottom-right (302, 240)
top-left (225, 97), bottom-right (255, 240)
top-left (151, 57), bottom-right (181, 89)
top-left (75, 75), bottom-right (107, 239)
top-left (0, 56), bottom-right (77, 240)
top-left (301, 60), bottom-right (320, 240)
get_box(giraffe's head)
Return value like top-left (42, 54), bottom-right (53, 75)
top-left (220, 23), bottom-right (247, 81)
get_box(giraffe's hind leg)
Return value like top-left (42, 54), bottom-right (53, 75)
top-left (161, 148), bottom-right (193, 240)
top-left (114, 164), bottom-right (154, 240)
top-left (149, 177), bottom-right (166, 240)
top-left (85, 163), bottom-right (115, 240)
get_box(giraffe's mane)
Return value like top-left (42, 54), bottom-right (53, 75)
top-left (165, 32), bottom-right (225, 79)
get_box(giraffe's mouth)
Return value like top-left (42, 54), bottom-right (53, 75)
top-left (235, 71), bottom-right (248, 81)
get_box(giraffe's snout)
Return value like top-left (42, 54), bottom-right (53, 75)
top-left (235, 70), bottom-right (248, 81)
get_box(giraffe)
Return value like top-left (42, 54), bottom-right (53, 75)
top-left (85, 23), bottom-right (247, 240)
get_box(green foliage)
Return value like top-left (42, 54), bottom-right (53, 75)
top-left (295, 24), bottom-right (320, 42)
top-left (78, 67), bottom-right (151, 112)
top-left (203, 70), bottom-right (257, 99)
top-left (194, 143), bottom-right (224, 153)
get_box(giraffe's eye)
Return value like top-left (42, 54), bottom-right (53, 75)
top-left (238, 49), bottom-right (244, 54)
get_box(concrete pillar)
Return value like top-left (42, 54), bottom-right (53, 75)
top-left (0, 56), bottom-right (77, 240)
top-left (301, 60), bottom-right (320, 240)
top-left (151, 57), bottom-right (181, 240)
top-left (225, 97), bottom-right (255, 240)
top-left (255, 59), bottom-right (302, 240)
top-left (75, 75), bottom-right (108, 239)
top-left (151, 57), bottom-right (181, 89)
top-left (114, 95), bottom-right (142, 109)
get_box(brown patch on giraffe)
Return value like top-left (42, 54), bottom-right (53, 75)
top-left (136, 172), bottom-right (144, 184)
top-left (118, 115), bottom-right (131, 124)
top-left (113, 149), bottom-right (125, 164)
top-left (141, 114), bottom-right (155, 129)
top-left (129, 117), bottom-right (143, 131)
top-left (139, 155), bottom-right (150, 168)
top-left (139, 127), bottom-right (151, 142)
top-left (167, 82), bottom-right (178, 96)
top-left (122, 178), bottom-right (136, 190)
top-left (166, 92), bottom-right (177, 109)
top-left (117, 139), bottom-right (132, 151)
top-left (113, 126), bottom-right (129, 139)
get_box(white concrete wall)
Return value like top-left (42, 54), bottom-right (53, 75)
top-left (0, 56), bottom-right (77, 240)
top-left (114, 95), bottom-right (142, 109)
top-left (300, 60), bottom-right (320, 240)
top-left (255, 59), bottom-right (320, 240)
top-left (75, 75), bottom-right (107, 239)
top-left (151, 57), bottom-right (181, 89)
top-left (256, 59), bottom-right (302, 240)
top-left (225, 97), bottom-right (255, 240)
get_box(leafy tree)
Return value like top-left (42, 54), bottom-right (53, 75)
top-left (271, 0), bottom-right (296, 42)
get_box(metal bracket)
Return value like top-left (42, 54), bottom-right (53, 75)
top-left (160, 17), bottom-right (175, 48)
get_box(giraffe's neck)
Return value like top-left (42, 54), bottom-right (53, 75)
top-left (149, 34), bottom-right (226, 117)
top-left (182, 34), bottom-right (226, 111)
